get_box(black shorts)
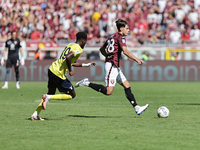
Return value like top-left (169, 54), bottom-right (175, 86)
top-left (6, 58), bottom-right (19, 68)
top-left (47, 69), bottom-right (74, 94)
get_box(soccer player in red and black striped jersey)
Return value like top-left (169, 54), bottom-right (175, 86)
top-left (75, 19), bottom-right (149, 115)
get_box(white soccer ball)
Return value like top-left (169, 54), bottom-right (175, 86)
top-left (157, 106), bottom-right (169, 118)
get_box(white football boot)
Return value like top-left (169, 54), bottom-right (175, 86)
top-left (31, 115), bottom-right (45, 121)
top-left (135, 104), bottom-right (149, 115)
top-left (16, 82), bottom-right (20, 89)
top-left (2, 84), bottom-right (8, 89)
top-left (75, 78), bottom-right (90, 88)
top-left (2, 81), bottom-right (8, 89)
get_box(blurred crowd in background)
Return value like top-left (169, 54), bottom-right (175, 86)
top-left (0, 0), bottom-right (200, 46)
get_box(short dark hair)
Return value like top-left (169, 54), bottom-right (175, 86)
top-left (76, 32), bottom-right (87, 42)
top-left (11, 31), bottom-right (16, 35)
top-left (115, 19), bottom-right (128, 31)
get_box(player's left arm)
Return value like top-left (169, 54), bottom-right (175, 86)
top-left (73, 62), bottom-right (96, 67)
top-left (99, 45), bottom-right (107, 57)
top-left (122, 46), bottom-right (144, 65)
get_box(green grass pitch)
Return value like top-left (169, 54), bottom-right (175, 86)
top-left (0, 81), bottom-right (200, 150)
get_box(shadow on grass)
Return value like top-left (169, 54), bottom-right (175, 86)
top-left (67, 115), bottom-right (123, 118)
top-left (26, 115), bottom-right (140, 120)
top-left (177, 103), bottom-right (200, 105)
top-left (66, 115), bottom-right (137, 118)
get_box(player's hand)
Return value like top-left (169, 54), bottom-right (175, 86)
top-left (69, 70), bottom-right (75, 76)
top-left (90, 62), bottom-right (96, 67)
top-left (1, 57), bottom-right (4, 66)
top-left (137, 59), bottom-right (144, 65)
top-left (20, 58), bottom-right (25, 66)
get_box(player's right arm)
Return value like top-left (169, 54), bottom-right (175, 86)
top-left (66, 51), bottom-right (75, 76)
top-left (122, 46), bottom-right (144, 65)
top-left (1, 47), bottom-right (8, 66)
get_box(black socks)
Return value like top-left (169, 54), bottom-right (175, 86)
top-left (124, 87), bottom-right (137, 107)
top-left (89, 83), bottom-right (108, 95)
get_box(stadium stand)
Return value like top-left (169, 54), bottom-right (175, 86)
top-left (1, 0), bottom-right (200, 60)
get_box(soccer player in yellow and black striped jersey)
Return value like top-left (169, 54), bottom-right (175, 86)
top-left (31, 32), bottom-right (96, 120)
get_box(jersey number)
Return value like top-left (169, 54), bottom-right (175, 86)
top-left (59, 47), bottom-right (71, 60)
top-left (105, 39), bottom-right (115, 54)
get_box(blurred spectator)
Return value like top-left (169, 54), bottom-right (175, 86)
top-left (181, 30), bottom-right (190, 44)
top-left (194, 0), bottom-right (200, 9)
top-left (31, 27), bottom-right (42, 40)
top-left (146, 29), bottom-right (159, 44)
top-left (188, 8), bottom-right (199, 25)
top-left (0, 0), bottom-right (199, 47)
top-left (62, 13), bottom-right (71, 31)
top-left (92, 9), bottom-right (101, 23)
top-left (147, 8), bottom-right (158, 24)
top-left (166, 14), bottom-right (178, 30)
top-left (0, 31), bottom-right (8, 41)
top-left (158, 0), bottom-right (167, 13)
top-left (43, 24), bottom-right (54, 41)
top-left (68, 22), bottom-right (79, 42)
top-left (155, 25), bottom-right (166, 43)
top-left (99, 9), bottom-right (108, 33)
top-left (182, 0), bottom-right (191, 14)
top-left (169, 27), bottom-right (181, 44)
top-left (34, 48), bottom-right (42, 60)
top-left (55, 24), bottom-right (68, 41)
top-left (141, 51), bottom-right (149, 61)
top-left (189, 24), bottom-right (200, 43)
top-left (170, 52), bottom-right (179, 61)
top-left (174, 5), bottom-right (185, 26)
top-left (138, 19), bottom-right (148, 34)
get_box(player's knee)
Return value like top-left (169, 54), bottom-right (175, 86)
top-left (70, 92), bottom-right (76, 99)
top-left (6, 68), bottom-right (11, 74)
top-left (72, 93), bottom-right (76, 98)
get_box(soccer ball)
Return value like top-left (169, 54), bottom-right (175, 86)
top-left (157, 106), bottom-right (169, 118)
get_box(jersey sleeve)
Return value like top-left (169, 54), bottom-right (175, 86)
top-left (19, 40), bottom-right (22, 48)
top-left (5, 40), bottom-right (8, 48)
top-left (118, 36), bottom-right (127, 47)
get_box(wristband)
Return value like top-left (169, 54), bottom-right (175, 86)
top-left (1, 57), bottom-right (4, 61)
top-left (82, 63), bottom-right (91, 67)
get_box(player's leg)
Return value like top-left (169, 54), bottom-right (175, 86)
top-left (45, 75), bottom-right (74, 101)
top-left (13, 59), bottom-right (20, 89)
top-left (42, 70), bottom-right (74, 110)
top-left (31, 97), bottom-right (46, 121)
top-left (117, 68), bottom-right (149, 115)
top-left (75, 77), bottom-right (113, 95)
top-left (2, 59), bottom-right (12, 89)
top-left (31, 70), bottom-right (57, 120)
top-left (31, 87), bottom-right (57, 120)
top-left (89, 82), bottom-right (114, 95)
top-left (75, 62), bottom-right (117, 95)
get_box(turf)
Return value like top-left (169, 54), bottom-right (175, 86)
top-left (0, 81), bottom-right (200, 150)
